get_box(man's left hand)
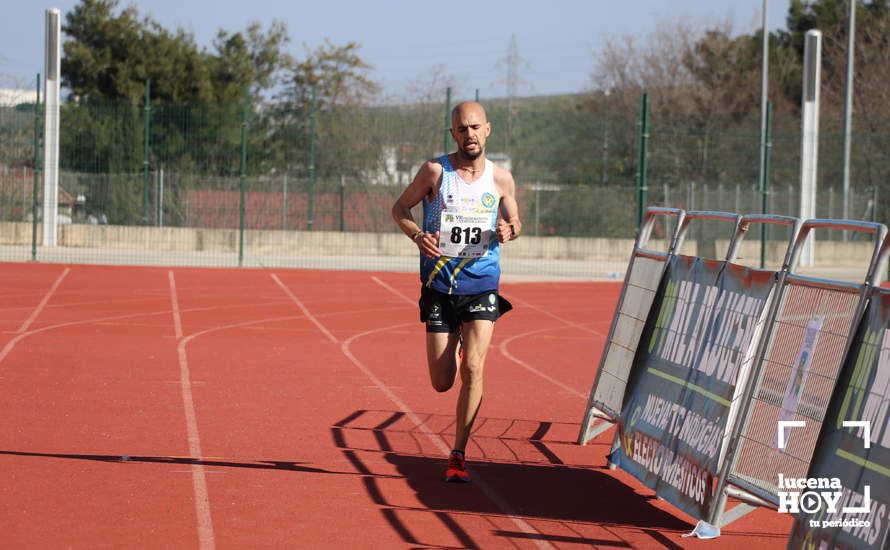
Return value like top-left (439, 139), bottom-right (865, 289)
top-left (496, 219), bottom-right (513, 243)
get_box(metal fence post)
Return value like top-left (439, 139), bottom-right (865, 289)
top-left (142, 79), bottom-right (150, 224)
top-left (443, 87), bottom-right (451, 155)
top-left (636, 93), bottom-right (649, 228)
top-left (31, 74), bottom-right (42, 261)
top-left (308, 84), bottom-right (316, 231)
top-left (339, 175), bottom-right (345, 232)
top-left (602, 89), bottom-right (609, 185)
top-left (282, 171), bottom-right (288, 231)
top-left (157, 168), bottom-right (164, 227)
top-left (238, 85), bottom-right (248, 267)
top-left (760, 101), bottom-right (772, 267)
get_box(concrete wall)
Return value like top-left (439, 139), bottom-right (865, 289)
top-left (0, 222), bottom-right (881, 278)
top-left (1, 221), bottom-right (641, 260)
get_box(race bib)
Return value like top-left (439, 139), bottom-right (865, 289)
top-left (438, 212), bottom-right (493, 258)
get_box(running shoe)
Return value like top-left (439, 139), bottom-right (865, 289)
top-left (445, 450), bottom-right (470, 482)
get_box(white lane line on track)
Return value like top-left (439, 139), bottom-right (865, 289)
top-left (270, 273), bottom-right (338, 344)
top-left (370, 276), bottom-right (415, 304)
top-left (168, 271), bottom-right (215, 550)
top-left (500, 291), bottom-right (608, 339)
top-left (372, 277), bottom-right (591, 401)
top-left (276, 273), bottom-right (554, 550)
top-left (0, 297), bottom-right (368, 355)
top-left (0, 267), bottom-right (69, 366)
top-left (499, 290), bottom-right (609, 399)
top-left (498, 327), bottom-right (588, 400)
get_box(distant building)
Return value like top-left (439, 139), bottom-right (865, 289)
top-left (365, 147), bottom-right (513, 187)
top-left (0, 88), bottom-right (39, 107)
top-left (487, 152), bottom-right (512, 172)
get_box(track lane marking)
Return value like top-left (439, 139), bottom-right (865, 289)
top-left (168, 271), bottom-right (215, 550)
top-left (277, 273), bottom-right (554, 550)
top-left (498, 327), bottom-right (588, 399)
top-left (0, 267), bottom-right (69, 366)
top-left (270, 273), bottom-right (338, 344)
top-left (372, 276), bottom-right (594, 401)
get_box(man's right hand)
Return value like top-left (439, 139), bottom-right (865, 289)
top-left (416, 231), bottom-right (442, 259)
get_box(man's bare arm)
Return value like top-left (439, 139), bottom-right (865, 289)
top-left (392, 160), bottom-right (443, 258)
top-left (495, 168), bottom-right (521, 243)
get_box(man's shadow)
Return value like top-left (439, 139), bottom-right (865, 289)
top-left (381, 453), bottom-right (686, 527)
top-left (334, 409), bottom-right (692, 548)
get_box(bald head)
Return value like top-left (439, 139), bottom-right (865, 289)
top-left (450, 101), bottom-right (491, 161)
top-left (451, 101), bottom-right (487, 125)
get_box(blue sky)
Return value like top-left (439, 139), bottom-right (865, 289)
top-left (1, 1), bottom-right (790, 98)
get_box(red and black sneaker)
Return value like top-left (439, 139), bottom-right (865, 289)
top-left (445, 450), bottom-right (470, 483)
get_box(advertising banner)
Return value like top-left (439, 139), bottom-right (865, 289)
top-left (788, 288), bottom-right (890, 550)
top-left (610, 254), bottom-right (774, 519)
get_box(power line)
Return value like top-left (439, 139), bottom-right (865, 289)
top-left (495, 35), bottom-right (532, 156)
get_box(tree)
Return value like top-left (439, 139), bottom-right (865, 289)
top-left (391, 65), bottom-right (462, 177)
top-left (211, 21), bottom-right (290, 102)
top-left (61, 0), bottom-right (288, 103)
top-left (279, 39), bottom-right (380, 109)
top-left (62, 0), bottom-right (153, 101)
top-left (276, 40), bottom-right (382, 179)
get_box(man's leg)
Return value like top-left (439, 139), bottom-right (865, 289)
top-left (453, 319), bottom-right (495, 453)
top-left (426, 331), bottom-right (461, 392)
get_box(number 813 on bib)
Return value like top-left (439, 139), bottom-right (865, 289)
top-left (438, 212), bottom-right (493, 258)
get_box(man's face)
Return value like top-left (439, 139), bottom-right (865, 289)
top-left (450, 104), bottom-right (491, 160)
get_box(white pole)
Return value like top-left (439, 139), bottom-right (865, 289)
top-left (799, 30), bottom-right (822, 267)
top-left (42, 8), bottom-right (61, 246)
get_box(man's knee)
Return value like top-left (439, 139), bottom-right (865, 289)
top-left (431, 377), bottom-right (454, 392)
top-left (459, 358), bottom-right (484, 385)
top-left (428, 356), bottom-right (457, 392)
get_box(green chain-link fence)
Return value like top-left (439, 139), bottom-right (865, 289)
top-left (1, 81), bottom-right (888, 277)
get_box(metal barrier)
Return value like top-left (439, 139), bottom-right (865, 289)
top-left (610, 212), bottom-right (800, 519)
top-left (578, 211), bottom-right (890, 537)
top-left (599, 210), bottom-right (779, 520)
top-left (710, 219), bottom-right (888, 527)
top-left (786, 231), bottom-right (890, 548)
top-left (577, 207), bottom-right (685, 445)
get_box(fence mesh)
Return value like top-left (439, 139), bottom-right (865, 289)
top-left (1, 86), bottom-right (888, 275)
top-left (591, 254), bottom-right (668, 418)
top-left (728, 278), bottom-right (861, 501)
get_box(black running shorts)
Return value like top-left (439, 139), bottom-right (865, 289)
top-left (418, 286), bottom-right (513, 333)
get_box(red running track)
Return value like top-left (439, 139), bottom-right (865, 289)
top-left (0, 263), bottom-right (791, 549)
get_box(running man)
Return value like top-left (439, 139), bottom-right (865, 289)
top-left (391, 101), bottom-right (522, 482)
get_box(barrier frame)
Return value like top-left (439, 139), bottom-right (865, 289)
top-left (577, 207), bottom-right (686, 444)
top-left (708, 219), bottom-right (889, 528)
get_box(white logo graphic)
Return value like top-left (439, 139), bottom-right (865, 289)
top-left (776, 420), bottom-right (872, 527)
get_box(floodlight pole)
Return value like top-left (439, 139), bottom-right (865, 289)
top-left (42, 8), bottom-right (61, 247)
top-left (799, 30), bottom-right (822, 267)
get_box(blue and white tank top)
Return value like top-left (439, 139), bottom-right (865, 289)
top-left (420, 155), bottom-right (501, 295)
